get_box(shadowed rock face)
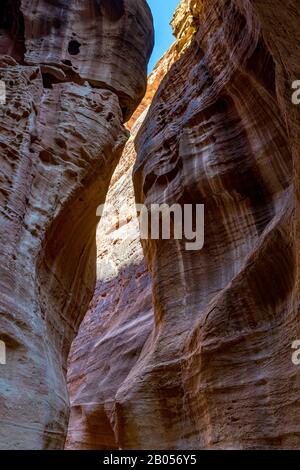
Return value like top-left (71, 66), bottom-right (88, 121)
top-left (99, 0), bottom-right (125, 22)
top-left (0, 0), bottom-right (26, 63)
top-left (0, 0), bottom-right (153, 450)
top-left (65, 65), bottom-right (175, 451)
top-left (65, 8), bottom-right (194, 449)
top-left (131, 0), bottom-right (300, 449)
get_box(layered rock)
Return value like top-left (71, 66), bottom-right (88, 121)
top-left (170, 0), bottom-right (201, 54)
top-left (128, 0), bottom-right (201, 130)
top-left (129, 0), bottom-right (300, 450)
top-left (0, 0), bottom-right (153, 450)
top-left (3, 0), bottom-right (299, 451)
top-left (0, 0), bottom-right (153, 119)
top-left (67, 0), bottom-right (300, 450)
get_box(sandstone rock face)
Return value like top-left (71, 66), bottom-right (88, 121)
top-left (66, 39), bottom-right (180, 449)
top-left (170, 0), bottom-right (201, 54)
top-left (68, 0), bottom-right (300, 450)
top-left (0, 0), bottom-right (153, 450)
top-left (66, 112), bottom-right (153, 449)
top-left (249, 0), bottom-right (300, 283)
top-left (0, 0), bottom-right (153, 119)
top-left (2, 0), bottom-right (300, 451)
top-left (131, 0), bottom-right (300, 450)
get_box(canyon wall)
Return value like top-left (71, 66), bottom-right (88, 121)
top-left (132, 0), bottom-right (300, 449)
top-left (2, 0), bottom-right (299, 451)
top-left (69, 0), bottom-right (300, 450)
top-left (0, 0), bottom-right (153, 450)
top-left (66, 31), bottom-right (183, 450)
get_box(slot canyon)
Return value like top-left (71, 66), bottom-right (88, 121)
top-left (0, 0), bottom-right (300, 451)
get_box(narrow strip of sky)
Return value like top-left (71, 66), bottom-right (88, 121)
top-left (147, 0), bottom-right (179, 73)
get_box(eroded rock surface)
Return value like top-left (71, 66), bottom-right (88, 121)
top-left (0, 0), bottom-right (153, 450)
top-left (0, 0), bottom-right (153, 119)
top-left (130, 0), bottom-right (300, 450)
top-left (3, 0), bottom-right (300, 451)
top-left (67, 0), bottom-right (300, 450)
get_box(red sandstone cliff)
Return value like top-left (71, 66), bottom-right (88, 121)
top-left (68, 0), bottom-right (300, 450)
top-left (0, 0), bottom-right (153, 450)
top-left (1, 0), bottom-right (300, 451)
top-left (132, 0), bottom-right (300, 450)
top-left (66, 29), bottom-right (183, 450)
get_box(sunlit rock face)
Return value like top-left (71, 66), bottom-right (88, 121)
top-left (127, 0), bottom-right (300, 449)
top-left (0, 0), bottom-right (153, 450)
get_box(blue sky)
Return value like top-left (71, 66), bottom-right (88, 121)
top-left (147, 0), bottom-right (179, 72)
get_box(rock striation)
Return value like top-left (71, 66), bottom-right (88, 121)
top-left (2, 0), bottom-right (300, 451)
top-left (131, 0), bottom-right (300, 450)
top-left (66, 112), bottom-right (153, 450)
top-left (0, 0), bottom-right (153, 450)
top-left (68, 0), bottom-right (300, 450)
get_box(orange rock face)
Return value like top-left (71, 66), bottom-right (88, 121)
top-left (0, 0), bottom-right (153, 450)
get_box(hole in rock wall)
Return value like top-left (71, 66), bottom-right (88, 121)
top-left (0, 0), bottom-right (26, 62)
top-left (68, 40), bottom-right (81, 56)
